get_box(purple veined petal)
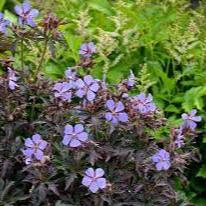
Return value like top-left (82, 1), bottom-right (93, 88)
top-left (192, 116), bottom-right (202, 122)
top-left (22, 2), bottom-right (31, 13)
top-left (62, 135), bottom-right (72, 146)
top-left (118, 112), bottom-right (128, 122)
top-left (69, 139), bottom-right (81, 147)
top-left (28, 9), bottom-right (39, 18)
top-left (77, 132), bottom-right (88, 141)
top-left (74, 124), bottom-right (84, 134)
top-left (32, 134), bottom-right (42, 144)
top-left (75, 79), bottom-right (85, 88)
top-left (106, 100), bottom-right (115, 111)
top-left (190, 109), bottom-right (197, 116)
top-left (34, 149), bottom-right (43, 160)
top-left (84, 75), bottom-right (94, 85)
top-left (38, 140), bottom-right (47, 150)
top-left (85, 168), bottom-right (95, 177)
top-left (88, 42), bottom-right (96, 53)
top-left (115, 101), bottom-right (125, 112)
top-left (61, 82), bottom-right (72, 92)
top-left (151, 155), bottom-right (159, 163)
top-left (90, 82), bottom-right (99, 92)
top-left (89, 182), bottom-right (99, 193)
top-left (82, 176), bottom-right (92, 187)
top-left (53, 83), bottom-right (62, 91)
top-left (26, 18), bottom-right (36, 27)
top-left (185, 120), bottom-right (197, 130)
top-left (76, 89), bottom-right (85, 98)
top-left (25, 138), bottom-right (34, 148)
top-left (14, 5), bottom-right (22, 15)
top-left (156, 162), bottom-right (164, 171)
top-left (137, 93), bottom-right (146, 101)
top-left (79, 44), bottom-right (87, 54)
top-left (64, 125), bottom-right (73, 135)
top-left (181, 113), bottom-right (188, 120)
top-left (96, 178), bottom-right (106, 189)
top-left (86, 90), bottom-right (95, 101)
top-left (22, 148), bottom-right (34, 157)
top-left (111, 116), bottom-right (118, 125)
top-left (95, 168), bottom-right (104, 178)
top-left (105, 112), bottom-right (113, 121)
top-left (162, 161), bottom-right (171, 170)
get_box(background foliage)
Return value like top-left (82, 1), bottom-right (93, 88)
top-left (2, 0), bottom-right (206, 205)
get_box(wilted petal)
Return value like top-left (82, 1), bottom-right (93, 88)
top-left (96, 178), bottom-right (106, 189)
top-left (82, 176), bottom-right (92, 186)
top-left (95, 168), bottom-right (104, 177)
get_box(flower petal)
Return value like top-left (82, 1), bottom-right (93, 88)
top-left (95, 168), bottom-right (104, 178)
top-left (82, 176), bottom-right (92, 187)
top-left (34, 149), bottom-right (43, 160)
top-left (64, 125), bottom-right (73, 134)
top-left (69, 139), bottom-right (81, 147)
top-left (85, 168), bottom-right (95, 177)
top-left (32, 134), bottom-right (42, 144)
top-left (25, 138), bottom-right (34, 148)
top-left (74, 124), bottom-right (84, 133)
top-left (89, 182), bottom-right (99, 193)
top-left (96, 178), bottom-right (106, 189)
top-left (77, 132), bottom-right (88, 142)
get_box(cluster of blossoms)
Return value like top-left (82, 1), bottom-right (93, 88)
top-left (151, 109), bottom-right (201, 171)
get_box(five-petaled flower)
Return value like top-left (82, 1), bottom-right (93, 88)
top-left (181, 109), bottom-right (201, 131)
top-left (82, 168), bottom-right (106, 193)
top-left (62, 124), bottom-right (88, 148)
top-left (75, 75), bottom-right (99, 101)
top-left (14, 1), bottom-right (39, 27)
top-left (22, 134), bottom-right (48, 164)
top-left (79, 42), bottom-right (96, 58)
top-left (105, 99), bottom-right (128, 124)
top-left (0, 13), bottom-right (10, 34)
top-left (131, 93), bottom-right (156, 114)
top-left (152, 149), bottom-right (171, 171)
top-left (7, 68), bottom-right (19, 90)
top-left (53, 82), bottom-right (72, 102)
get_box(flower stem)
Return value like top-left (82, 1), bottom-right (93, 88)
top-left (34, 33), bottom-right (49, 81)
top-left (20, 38), bottom-right (24, 70)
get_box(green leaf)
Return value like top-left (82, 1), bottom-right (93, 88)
top-left (0, 0), bottom-right (5, 11)
top-left (197, 165), bottom-right (206, 178)
top-left (88, 0), bottom-right (114, 15)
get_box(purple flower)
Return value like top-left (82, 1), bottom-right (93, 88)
top-left (0, 13), bottom-right (10, 34)
top-left (131, 93), bottom-right (156, 114)
top-left (152, 149), bottom-right (171, 171)
top-left (7, 68), bottom-right (19, 90)
top-left (181, 109), bottom-right (201, 131)
top-left (75, 75), bottom-right (100, 101)
top-left (53, 82), bottom-right (72, 102)
top-left (62, 124), bottom-right (88, 148)
top-left (82, 168), bottom-right (106, 193)
top-left (22, 134), bottom-right (48, 164)
top-left (79, 42), bottom-right (96, 58)
top-left (105, 99), bottom-right (128, 124)
top-left (127, 70), bottom-right (136, 87)
top-left (14, 1), bottom-right (39, 27)
top-left (174, 128), bottom-right (185, 148)
top-left (65, 68), bottom-right (77, 89)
